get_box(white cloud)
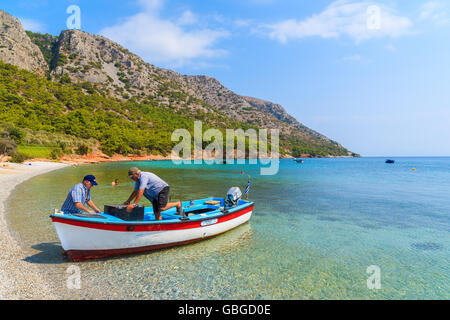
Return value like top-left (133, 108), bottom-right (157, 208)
top-left (419, 1), bottom-right (449, 26)
top-left (100, 1), bottom-right (228, 66)
top-left (19, 17), bottom-right (45, 33)
top-left (262, 0), bottom-right (413, 43)
top-left (178, 10), bottom-right (197, 25)
top-left (234, 19), bottom-right (254, 28)
top-left (136, 0), bottom-right (165, 12)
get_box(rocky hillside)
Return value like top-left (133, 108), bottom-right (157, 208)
top-left (46, 30), bottom-right (335, 140)
top-left (0, 9), bottom-right (356, 157)
top-left (0, 11), bottom-right (47, 76)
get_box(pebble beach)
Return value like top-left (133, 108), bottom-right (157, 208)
top-left (0, 161), bottom-right (67, 299)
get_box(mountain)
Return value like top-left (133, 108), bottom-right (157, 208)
top-left (0, 9), bottom-right (356, 158)
top-left (0, 11), bottom-right (47, 76)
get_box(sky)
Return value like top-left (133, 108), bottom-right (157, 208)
top-left (1, 0), bottom-right (450, 156)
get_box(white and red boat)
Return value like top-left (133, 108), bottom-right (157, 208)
top-left (50, 192), bottom-right (254, 261)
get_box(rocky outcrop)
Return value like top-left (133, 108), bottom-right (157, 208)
top-left (242, 96), bottom-right (330, 141)
top-left (180, 75), bottom-right (337, 142)
top-left (47, 30), bottom-right (215, 113)
top-left (52, 30), bottom-right (143, 85)
top-left (0, 10), bottom-right (47, 76)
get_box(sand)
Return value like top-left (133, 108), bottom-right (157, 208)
top-left (0, 161), bottom-right (68, 299)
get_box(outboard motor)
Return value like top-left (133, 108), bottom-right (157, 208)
top-left (225, 187), bottom-right (242, 208)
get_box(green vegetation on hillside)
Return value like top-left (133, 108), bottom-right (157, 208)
top-left (25, 31), bottom-right (58, 65)
top-left (0, 62), bottom-right (266, 157)
top-left (0, 60), bottom-right (352, 158)
top-left (25, 30), bottom-right (354, 158)
top-left (286, 136), bottom-right (353, 158)
top-left (17, 145), bottom-right (55, 159)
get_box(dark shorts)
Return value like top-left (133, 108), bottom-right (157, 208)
top-left (152, 186), bottom-right (170, 212)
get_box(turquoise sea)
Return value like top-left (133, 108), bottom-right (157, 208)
top-left (6, 157), bottom-right (450, 299)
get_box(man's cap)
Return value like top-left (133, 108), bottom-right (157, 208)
top-left (83, 175), bottom-right (98, 186)
top-left (128, 167), bottom-right (140, 177)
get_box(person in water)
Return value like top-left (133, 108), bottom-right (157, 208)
top-left (112, 178), bottom-right (119, 186)
top-left (61, 175), bottom-right (101, 214)
top-left (124, 167), bottom-right (182, 220)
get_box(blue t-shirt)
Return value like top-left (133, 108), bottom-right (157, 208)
top-left (134, 171), bottom-right (169, 201)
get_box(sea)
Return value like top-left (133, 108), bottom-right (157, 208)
top-left (6, 157), bottom-right (450, 299)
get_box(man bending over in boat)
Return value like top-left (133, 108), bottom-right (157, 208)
top-left (61, 175), bottom-right (101, 214)
top-left (124, 167), bottom-right (182, 220)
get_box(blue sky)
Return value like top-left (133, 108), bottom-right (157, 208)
top-left (2, 0), bottom-right (450, 156)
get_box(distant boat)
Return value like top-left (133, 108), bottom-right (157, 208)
top-left (294, 158), bottom-right (304, 163)
top-left (385, 159), bottom-right (395, 164)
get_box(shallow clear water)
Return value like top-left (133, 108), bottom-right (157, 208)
top-left (6, 157), bottom-right (450, 299)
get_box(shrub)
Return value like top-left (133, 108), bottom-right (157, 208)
top-left (57, 141), bottom-right (68, 153)
top-left (10, 152), bottom-right (28, 163)
top-left (50, 148), bottom-right (64, 160)
top-left (75, 144), bottom-right (90, 155)
top-left (60, 73), bottom-right (71, 84)
top-left (7, 126), bottom-right (25, 144)
top-left (0, 138), bottom-right (17, 155)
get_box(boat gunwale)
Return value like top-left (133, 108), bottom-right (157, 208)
top-left (50, 202), bottom-right (254, 226)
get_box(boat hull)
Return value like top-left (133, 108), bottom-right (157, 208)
top-left (52, 204), bottom-right (253, 261)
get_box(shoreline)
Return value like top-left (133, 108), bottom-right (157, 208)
top-left (54, 153), bottom-right (357, 165)
top-left (0, 161), bottom-right (68, 299)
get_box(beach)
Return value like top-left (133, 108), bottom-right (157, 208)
top-left (0, 161), bottom-right (68, 299)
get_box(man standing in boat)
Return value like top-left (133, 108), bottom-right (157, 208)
top-left (124, 167), bottom-right (182, 220)
top-left (61, 175), bottom-right (101, 214)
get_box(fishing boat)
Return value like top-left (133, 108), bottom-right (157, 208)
top-left (385, 159), bottom-right (395, 164)
top-left (50, 188), bottom-right (254, 261)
